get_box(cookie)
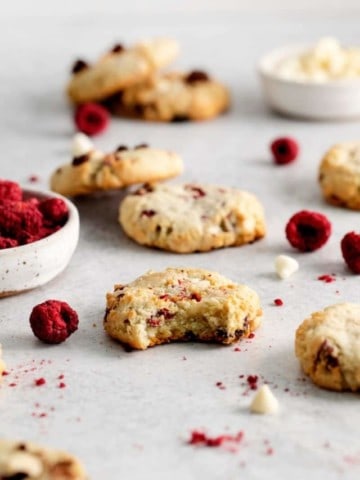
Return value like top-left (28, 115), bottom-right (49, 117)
top-left (295, 303), bottom-right (360, 392)
top-left (108, 70), bottom-right (230, 121)
top-left (119, 183), bottom-right (266, 253)
top-left (319, 142), bottom-right (360, 210)
top-left (50, 138), bottom-right (183, 197)
top-left (0, 439), bottom-right (87, 479)
top-left (104, 267), bottom-right (262, 350)
top-left (67, 38), bottom-right (179, 104)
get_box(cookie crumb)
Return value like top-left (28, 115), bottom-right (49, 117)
top-left (250, 385), bottom-right (279, 414)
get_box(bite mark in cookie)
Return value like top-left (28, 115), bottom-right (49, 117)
top-left (104, 267), bottom-right (262, 350)
top-left (119, 183), bottom-right (266, 253)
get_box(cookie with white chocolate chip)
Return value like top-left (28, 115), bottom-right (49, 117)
top-left (295, 303), bottom-right (360, 392)
top-left (50, 134), bottom-right (183, 197)
top-left (119, 183), bottom-right (266, 253)
top-left (0, 439), bottom-right (87, 479)
top-left (108, 71), bottom-right (230, 122)
top-left (104, 267), bottom-right (262, 350)
top-left (67, 38), bottom-right (179, 104)
top-left (319, 142), bottom-right (360, 210)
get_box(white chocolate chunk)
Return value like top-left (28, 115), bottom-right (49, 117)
top-left (250, 385), bottom-right (279, 414)
top-left (71, 133), bottom-right (94, 158)
top-left (276, 37), bottom-right (360, 81)
top-left (275, 255), bottom-right (299, 280)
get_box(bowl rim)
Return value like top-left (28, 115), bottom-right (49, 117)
top-left (257, 43), bottom-right (360, 88)
top-left (0, 187), bottom-right (79, 257)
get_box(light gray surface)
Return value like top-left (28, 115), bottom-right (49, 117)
top-left (1, 6), bottom-right (360, 480)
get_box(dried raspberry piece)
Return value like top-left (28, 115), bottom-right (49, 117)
top-left (0, 237), bottom-right (18, 249)
top-left (29, 300), bottom-right (79, 344)
top-left (0, 180), bottom-right (22, 202)
top-left (39, 198), bottom-right (69, 226)
top-left (341, 232), bottom-right (360, 274)
top-left (270, 137), bottom-right (299, 165)
top-left (74, 103), bottom-right (109, 136)
top-left (0, 200), bottom-right (43, 240)
top-left (71, 59), bottom-right (89, 74)
top-left (285, 210), bottom-right (331, 252)
top-left (185, 71), bottom-right (209, 84)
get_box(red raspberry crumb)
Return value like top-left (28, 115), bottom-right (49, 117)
top-left (188, 430), bottom-right (243, 448)
top-left (58, 382), bottom-right (66, 389)
top-left (0, 180), bottom-right (22, 202)
top-left (248, 332), bottom-right (255, 339)
top-left (74, 102), bottom-right (109, 136)
top-left (38, 198), bottom-right (69, 227)
top-left (29, 300), bottom-right (79, 344)
top-left (274, 298), bottom-right (283, 306)
top-left (270, 137), bottom-right (299, 165)
top-left (34, 377), bottom-right (46, 386)
top-left (341, 232), bottom-right (360, 274)
top-left (285, 210), bottom-right (331, 252)
top-left (0, 237), bottom-right (18, 249)
top-left (28, 175), bottom-right (39, 183)
top-left (247, 375), bottom-right (258, 390)
top-left (2, 371), bottom-right (9, 376)
top-left (317, 274), bottom-right (336, 283)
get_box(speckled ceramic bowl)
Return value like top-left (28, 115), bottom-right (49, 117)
top-left (0, 189), bottom-right (79, 298)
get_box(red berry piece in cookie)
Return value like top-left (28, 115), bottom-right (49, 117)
top-left (74, 102), bottom-right (109, 136)
top-left (30, 300), bottom-right (79, 344)
top-left (0, 180), bottom-right (22, 202)
top-left (39, 198), bottom-right (69, 227)
top-left (341, 231), bottom-right (360, 274)
top-left (285, 210), bottom-right (331, 252)
top-left (270, 137), bottom-right (299, 165)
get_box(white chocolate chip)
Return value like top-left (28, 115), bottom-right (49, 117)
top-left (275, 255), bottom-right (299, 280)
top-left (250, 385), bottom-right (279, 414)
top-left (71, 133), bottom-right (93, 158)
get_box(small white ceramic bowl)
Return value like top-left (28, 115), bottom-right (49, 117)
top-left (258, 44), bottom-right (360, 120)
top-left (0, 188), bottom-right (79, 298)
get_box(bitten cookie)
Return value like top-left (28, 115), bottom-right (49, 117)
top-left (104, 267), bottom-right (262, 350)
top-left (107, 70), bottom-right (230, 121)
top-left (119, 183), bottom-right (266, 253)
top-left (0, 439), bottom-right (87, 479)
top-left (295, 303), bottom-right (360, 392)
top-left (319, 142), bottom-right (360, 210)
top-left (67, 38), bottom-right (179, 104)
top-left (50, 136), bottom-right (183, 197)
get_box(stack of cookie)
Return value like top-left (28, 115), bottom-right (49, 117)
top-left (66, 38), bottom-right (230, 122)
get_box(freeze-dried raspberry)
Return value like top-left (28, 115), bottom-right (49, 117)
top-left (0, 180), bottom-right (22, 202)
top-left (30, 300), bottom-right (79, 344)
top-left (285, 210), bottom-right (331, 252)
top-left (341, 232), bottom-right (360, 274)
top-left (0, 200), bottom-right (43, 240)
top-left (39, 198), bottom-right (69, 227)
top-left (74, 102), bottom-right (109, 136)
top-left (0, 237), bottom-right (18, 249)
top-left (270, 137), bottom-right (299, 165)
